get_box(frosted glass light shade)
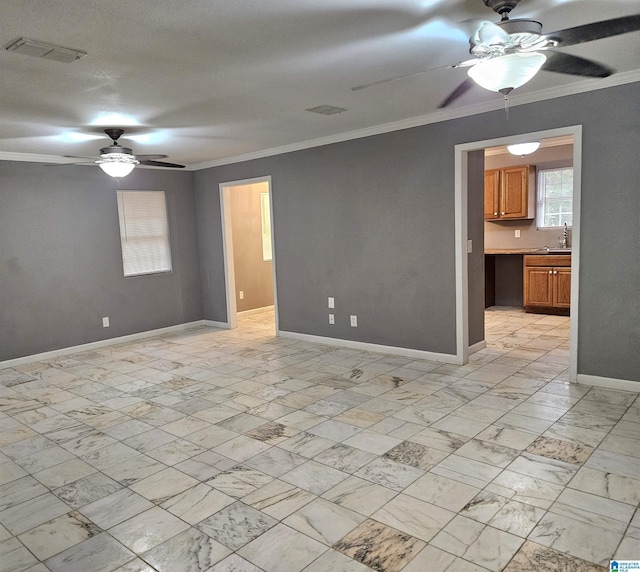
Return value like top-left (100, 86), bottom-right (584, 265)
top-left (468, 52), bottom-right (547, 93)
top-left (98, 154), bottom-right (138, 177)
top-left (507, 141), bottom-right (541, 156)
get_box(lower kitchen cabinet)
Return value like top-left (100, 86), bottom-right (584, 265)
top-left (523, 255), bottom-right (571, 314)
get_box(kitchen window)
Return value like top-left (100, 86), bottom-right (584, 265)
top-left (537, 167), bottom-right (573, 228)
top-left (116, 190), bottom-right (172, 277)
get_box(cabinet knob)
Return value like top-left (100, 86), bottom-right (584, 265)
top-left (549, 270), bottom-right (552, 274)
top-left (494, 212), bottom-right (498, 216)
top-left (553, 271), bottom-right (558, 275)
top-left (501, 212), bottom-right (505, 215)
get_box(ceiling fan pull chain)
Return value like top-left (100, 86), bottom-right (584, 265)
top-left (498, 87), bottom-right (513, 118)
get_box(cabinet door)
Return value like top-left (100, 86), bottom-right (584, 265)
top-left (525, 267), bottom-right (553, 306)
top-left (484, 169), bottom-right (500, 220)
top-left (553, 267), bottom-right (571, 308)
top-left (500, 166), bottom-right (528, 219)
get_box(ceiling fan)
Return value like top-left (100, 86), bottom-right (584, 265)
top-left (64, 128), bottom-right (186, 177)
top-left (353, 0), bottom-right (640, 108)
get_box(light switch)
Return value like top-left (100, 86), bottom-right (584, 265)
top-left (328, 297), bottom-right (335, 308)
top-left (515, 230), bottom-right (521, 238)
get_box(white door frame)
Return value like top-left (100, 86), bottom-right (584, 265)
top-left (455, 125), bottom-right (582, 380)
top-left (219, 175), bottom-right (279, 333)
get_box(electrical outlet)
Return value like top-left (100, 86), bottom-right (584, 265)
top-left (515, 229), bottom-right (521, 238)
top-left (102, 317), bottom-right (110, 328)
top-left (328, 297), bottom-right (335, 309)
top-left (467, 239), bottom-right (473, 253)
top-left (239, 291), bottom-right (244, 300)
top-left (329, 314), bottom-right (335, 324)
top-left (350, 315), bottom-right (357, 327)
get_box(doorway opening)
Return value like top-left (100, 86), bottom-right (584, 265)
top-left (220, 176), bottom-right (278, 335)
top-left (482, 135), bottom-right (574, 371)
top-left (455, 125), bottom-right (582, 381)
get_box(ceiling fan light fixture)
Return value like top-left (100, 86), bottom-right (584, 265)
top-left (507, 141), bottom-right (540, 156)
top-left (467, 52), bottom-right (546, 93)
top-left (98, 154), bottom-right (139, 178)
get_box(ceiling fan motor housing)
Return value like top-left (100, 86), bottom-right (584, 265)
top-left (484, 0), bottom-right (522, 19)
top-left (497, 19), bottom-right (544, 48)
top-left (100, 144), bottom-right (134, 156)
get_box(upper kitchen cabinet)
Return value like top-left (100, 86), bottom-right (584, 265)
top-left (484, 165), bottom-right (536, 221)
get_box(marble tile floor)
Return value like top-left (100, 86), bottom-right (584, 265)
top-left (0, 307), bottom-right (638, 571)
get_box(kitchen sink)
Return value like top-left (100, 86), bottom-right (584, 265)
top-left (531, 247), bottom-right (572, 253)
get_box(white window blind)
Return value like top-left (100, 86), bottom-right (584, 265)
top-left (537, 167), bottom-right (573, 228)
top-left (116, 190), bottom-right (172, 277)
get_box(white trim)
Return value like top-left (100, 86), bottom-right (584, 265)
top-left (219, 184), bottom-right (238, 330)
top-left (238, 305), bottom-right (275, 316)
top-left (577, 374), bottom-right (640, 393)
top-left (568, 128), bottom-right (582, 382)
top-left (455, 125), bottom-right (582, 381)
top-left (202, 320), bottom-right (230, 329)
top-left (455, 149), bottom-right (469, 366)
top-left (0, 321), bottom-right (207, 369)
top-left (187, 71), bottom-right (640, 171)
top-left (468, 340), bottom-right (487, 355)
top-left (279, 331), bottom-right (461, 364)
top-left (219, 176), bottom-right (279, 334)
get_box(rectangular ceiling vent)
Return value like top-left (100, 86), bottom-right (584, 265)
top-left (305, 105), bottom-right (347, 116)
top-left (5, 38), bottom-right (87, 63)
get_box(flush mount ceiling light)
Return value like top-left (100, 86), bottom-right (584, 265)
top-left (507, 141), bottom-right (541, 156)
top-left (467, 52), bottom-right (547, 95)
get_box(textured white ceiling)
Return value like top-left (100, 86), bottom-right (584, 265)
top-left (1, 0), bottom-right (639, 166)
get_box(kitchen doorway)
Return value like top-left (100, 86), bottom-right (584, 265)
top-left (455, 125), bottom-right (582, 381)
top-left (482, 135), bottom-right (574, 369)
top-left (220, 176), bottom-right (279, 334)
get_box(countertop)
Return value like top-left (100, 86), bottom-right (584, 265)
top-left (485, 248), bottom-right (572, 255)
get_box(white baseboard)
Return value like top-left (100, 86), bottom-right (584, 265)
top-left (279, 330), bottom-right (461, 364)
top-left (237, 305), bottom-right (274, 316)
top-left (202, 320), bottom-right (231, 329)
top-left (0, 320), bottom-right (210, 369)
top-left (576, 373), bottom-right (640, 393)
top-left (468, 340), bottom-right (487, 355)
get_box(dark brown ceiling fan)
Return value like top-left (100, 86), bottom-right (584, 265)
top-left (353, 0), bottom-right (640, 108)
top-left (63, 128), bottom-right (185, 177)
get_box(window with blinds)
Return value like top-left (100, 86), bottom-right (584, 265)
top-left (116, 190), bottom-right (172, 277)
top-left (536, 168), bottom-right (573, 229)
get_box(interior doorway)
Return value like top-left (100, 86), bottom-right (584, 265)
top-left (220, 176), bottom-right (278, 334)
top-left (455, 125), bottom-right (582, 381)
top-left (482, 135), bottom-right (574, 366)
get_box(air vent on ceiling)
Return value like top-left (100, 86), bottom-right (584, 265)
top-left (305, 105), bottom-right (347, 116)
top-left (5, 38), bottom-right (87, 63)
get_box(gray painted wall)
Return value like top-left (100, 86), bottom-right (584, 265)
top-left (0, 162), bottom-right (201, 361)
top-left (2, 83), bottom-right (638, 381)
top-left (196, 129), bottom-right (459, 355)
top-left (195, 82), bottom-right (640, 381)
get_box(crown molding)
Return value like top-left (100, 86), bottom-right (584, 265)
top-left (2, 70), bottom-right (639, 169)
top-left (189, 70), bottom-right (640, 170)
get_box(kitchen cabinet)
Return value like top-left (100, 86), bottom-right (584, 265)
top-left (523, 254), bottom-right (571, 313)
top-left (485, 165), bottom-right (535, 221)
